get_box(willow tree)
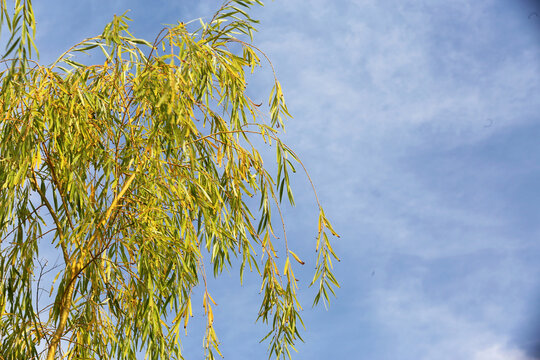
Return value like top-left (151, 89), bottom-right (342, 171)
top-left (0, 1), bottom-right (339, 359)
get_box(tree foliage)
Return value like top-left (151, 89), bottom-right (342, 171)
top-left (0, 1), bottom-right (340, 359)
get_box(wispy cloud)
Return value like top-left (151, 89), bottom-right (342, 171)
top-left (251, 0), bottom-right (540, 358)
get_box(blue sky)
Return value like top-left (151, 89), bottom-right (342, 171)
top-left (25, 0), bottom-right (540, 359)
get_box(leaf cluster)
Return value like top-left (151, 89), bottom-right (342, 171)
top-left (0, 1), bottom-right (339, 359)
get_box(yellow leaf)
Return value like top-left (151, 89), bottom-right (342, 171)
top-left (324, 218), bottom-right (340, 238)
top-left (208, 307), bottom-right (214, 325)
top-left (284, 257), bottom-right (290, 274)
top-left (32, 150), bottom-right (41, 169)
top-left (207, 293), bottom-right (217, 306)
top-left (289, 250), bottom-right (305, 265)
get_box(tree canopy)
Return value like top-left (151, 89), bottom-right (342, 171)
top-left (0, 1), bottom-right (339, 359)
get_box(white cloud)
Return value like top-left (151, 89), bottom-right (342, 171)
top-left (473, 344), bottom-right (534, 360)
top-left (255, 0), bottom-right (540, 153)
top-left (370, 276), bottom-right (534, 360)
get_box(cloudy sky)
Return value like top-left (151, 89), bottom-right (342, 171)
top-left (27, 0), bottom-right (540, 359)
